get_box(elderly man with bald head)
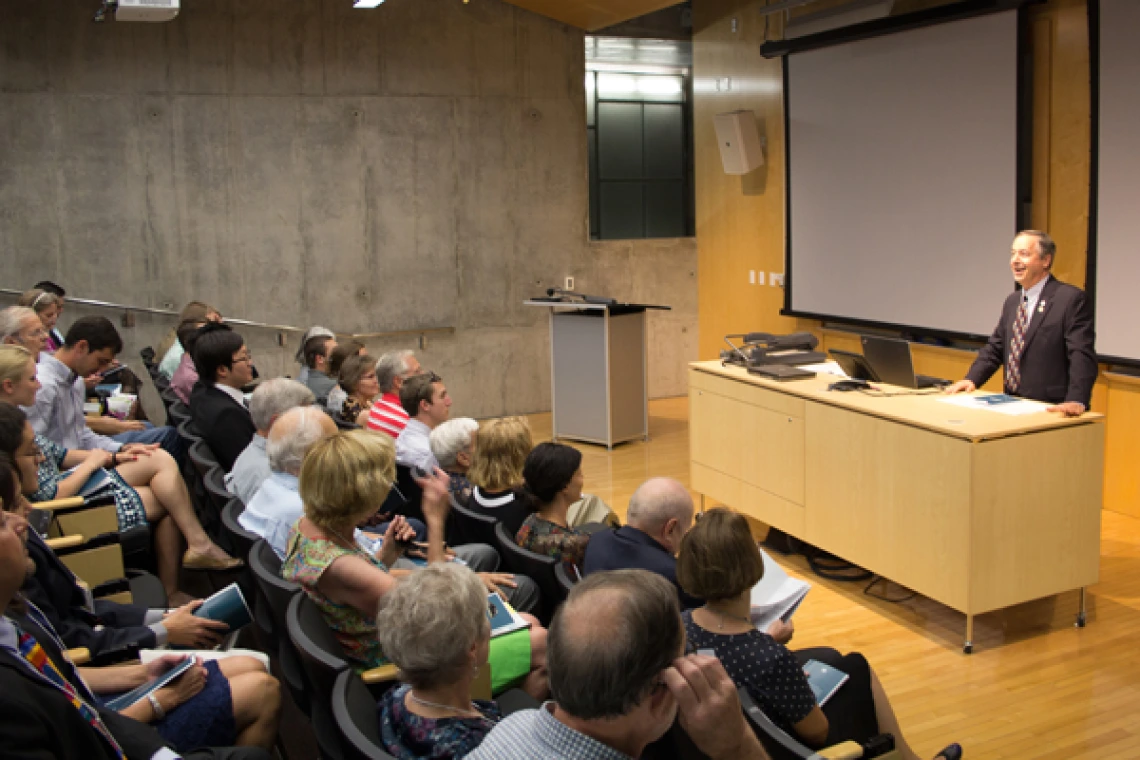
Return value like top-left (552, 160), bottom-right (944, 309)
top-left (238, 405), bottom-right (338, 558)
top-left (581, 477), bottom-right (701, 609)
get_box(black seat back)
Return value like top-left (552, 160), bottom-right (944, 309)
top-left (188, 440), bottom-right (220, 479)
top-left (249, 540), bottom-right (309, 716)
top-left (447, 493), bottom-right (498, 547)
top-left (493, 521), bottom-right (565, 624)
top-left (332, 670), bottom-right (398, 760)
top-left (288, 593), bottom-right (351, 760)
top-left (203, 466), bottom-right (232, 515)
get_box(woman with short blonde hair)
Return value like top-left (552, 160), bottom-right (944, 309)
top-left (463, 417), bottom-right (533, 536)
top-left (282, 429), bottom-right (548, 699)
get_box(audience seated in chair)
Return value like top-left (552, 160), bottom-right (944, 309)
top-left (583, 477), bottom-right (702, 610)
top-left (280, 430), bottom-right (546, 697)
top-left (466, 569), bottom-right (770, 760)
top-left (464, 417), bottom-right (532, 537)
top-left (430, 416), bottom-right (479, 505)
top-left (226, 378), bottom-right (314, 505)
top-left (0, 505), bottom-right (278, 760)
top-left (375, 563), bottom-right (548, 758)
top-left (189, 323), bottom-right (257, 471)
top-left (16, 288), bottom-right (64, 354)
top-left (365, 350), bottom-right (422, 438)
top-left (157, 301), bottom-right (222, 380)
top-left (395, 372), bottom-right (452, 472)
top-left (170, 319), bottom-right (209, 405)
top-left (1, 306), bottom-right (50, 362)
top-left (32, 280), bottom-right (68, 348)
top-left (322, 339), bottom-right (364, 415)
top-left (23, 316), bottom-right (185, 461)
top-left (296, 328), bottom-right (338, 405)
top-left (336, 354), bottom-right (380, 428)
top-left (677, 508), bottom-right (961, 760)
top-left (1, 350), bottom-right (239, 601)
top-left (514, 443), bottom-right (593, 578)
top-left (238, 405), bottom-right (337, 558)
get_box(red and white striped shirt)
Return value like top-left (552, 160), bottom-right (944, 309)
top-left (365, 392), bottom-right (409, 439)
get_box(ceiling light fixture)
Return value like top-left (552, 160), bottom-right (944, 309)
top-left (353, 0), bottom-right (384, 7)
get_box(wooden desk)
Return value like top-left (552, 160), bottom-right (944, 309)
top-left (688, 361), bottom-right (1104, 652)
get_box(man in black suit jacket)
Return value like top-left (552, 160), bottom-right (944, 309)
top-left (947, 230), bottom-right (1097, 417)
top-left (189, 323), bottom-right (257, 470)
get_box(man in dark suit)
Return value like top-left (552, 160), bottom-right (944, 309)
top-left (583, 477), bottom-right (703, 609)
top-left (946, 230), bottom-right (1097, 417)
top-left (189, 323), bottom-right (257, 470)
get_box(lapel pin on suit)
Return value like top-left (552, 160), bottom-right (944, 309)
top-left (1038, 300), bottom-right (1047, 314)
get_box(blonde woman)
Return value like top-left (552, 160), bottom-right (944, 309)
top-left (282, 430), bottom-right (548, 698)
top-left (466, 417), bottom-right (533, 536)
top-left (0, 345), bottom-right (239, 603)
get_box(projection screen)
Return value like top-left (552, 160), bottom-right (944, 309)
top-left (1093, 0), bottom-right (1140, 364)
top-left (784, 11), bottom-right (1021, 340)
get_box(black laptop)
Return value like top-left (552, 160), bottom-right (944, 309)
top-left (860, 336), bottom-right (947, 389)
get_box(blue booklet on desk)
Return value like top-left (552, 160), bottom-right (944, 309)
top-left (803, 659), bottom-right (849, 706)
top-left (104, 655), bottom-right (197, 711)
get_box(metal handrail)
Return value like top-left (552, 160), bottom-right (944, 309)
top-left (0, 288), bottom-right (455, 341)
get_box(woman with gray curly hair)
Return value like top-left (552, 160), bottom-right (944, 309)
top-left (375, 562), bottom-right (504, 759)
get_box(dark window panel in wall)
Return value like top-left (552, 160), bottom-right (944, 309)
top-left (643, 103), bottom-right (684, 181)
top-left (597, 102), bottom-right (644, 181)
top-left (645, 181), bottom-right (685, 238)
top-left (599, 182), bottom-right (645, 239)
top-left (588, 127), bottom-right (600, 239)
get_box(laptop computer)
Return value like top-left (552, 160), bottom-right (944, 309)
top-left (860, 336), bottom-right (947, 389)
top-left (828, 349), bottom-right (880, 382)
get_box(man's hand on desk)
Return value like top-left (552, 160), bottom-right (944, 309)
top-left (943, 379), bottom-right (975, 394)
top-left (1047, 401), bottom-right (1086, 417)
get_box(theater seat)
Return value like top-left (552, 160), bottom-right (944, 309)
top-left (493, 522), bottom-right (565, 625)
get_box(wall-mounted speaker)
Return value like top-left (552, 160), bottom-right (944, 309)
top-left (714, 110), bottom-right (764, 175)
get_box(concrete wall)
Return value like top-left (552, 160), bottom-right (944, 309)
top-left (0, 0), bottom-right (696, 420)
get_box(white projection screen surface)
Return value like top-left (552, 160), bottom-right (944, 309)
top-left (785, 11), bottom-right (1020, 339)
top-left (1095, 0), bottom-right (1140, 363)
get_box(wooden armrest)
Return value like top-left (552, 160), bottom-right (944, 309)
top-left (29, 497), bottom-right (85, 511)
top-left (67, 648), bottom-right (91, 666)
top-left (45, 535), bottom-right (85, 550)
top-left (362, 663), bottom-right (400, 684)
top-left (817, 741), bottom-right (865, 760)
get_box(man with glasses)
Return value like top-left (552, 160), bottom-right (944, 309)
top-left (188, 323), bottom-right (257, 470)
top-left (22, 316), bottom-right (182, 460)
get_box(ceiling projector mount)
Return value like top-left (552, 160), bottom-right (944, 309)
top-left (94, 0), bottom-right (180, 23)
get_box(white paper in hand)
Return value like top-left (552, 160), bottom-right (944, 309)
top-left (750, 549), bottom-right (811, 632)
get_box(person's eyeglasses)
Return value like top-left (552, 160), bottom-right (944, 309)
top-left (232, 352), bottom-right (253, 364)
top-left (23, 327), bottom-right (47, 339)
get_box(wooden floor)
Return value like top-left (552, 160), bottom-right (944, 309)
top-left (527, 397), bottom-right (1140, 760)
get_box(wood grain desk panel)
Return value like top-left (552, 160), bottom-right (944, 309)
top-left (689, 361), bottom-right (1105, 645)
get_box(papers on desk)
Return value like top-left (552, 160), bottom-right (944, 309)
top-left (797, 361), bottom-right (847, 377)
top-left (940, 394), bottom-right (1048, 416)
top-left (750, 550), bottom-right (811, 631)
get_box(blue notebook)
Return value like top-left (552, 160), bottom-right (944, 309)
top-left (61, 467), bottom-right (115, 499)
top-left (487, 593), bottom-right (529, 638)
top-left (104, 655), bottom-right (197, 711)
top-left (193, 583), bottom-right (252, 631)
top-left (803, 659), bottom-right (849, 706)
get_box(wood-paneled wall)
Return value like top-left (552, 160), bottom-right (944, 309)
top-left (693, 0), bottom-right (1140, 517)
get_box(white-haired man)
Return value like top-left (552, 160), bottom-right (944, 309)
top-left (225, 378), bottom-right (315, 504)
top-left (238, 406), bottom-right (338, 557)
top-left (365, 350), bottom-right (421, 438)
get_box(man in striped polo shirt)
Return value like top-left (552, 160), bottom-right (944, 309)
top-left (365, 349), bottom-right (422, 438)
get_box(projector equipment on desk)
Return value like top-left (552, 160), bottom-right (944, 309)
top-left (721, 332), bottom-right (827, 367)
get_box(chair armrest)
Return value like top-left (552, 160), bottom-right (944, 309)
top-left (29, 497), bottom-right (85, 511)
top-left (817, 741), bottom-right (865, 760)
top-left (362, 663), bottom-right (400, 684)
top-left (45, 535), bottom-right (85, 551)
top-left (67, 648), bottom-right (91, 666)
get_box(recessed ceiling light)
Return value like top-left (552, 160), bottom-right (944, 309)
top-left (353, 0), bottom-right (384, 7)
